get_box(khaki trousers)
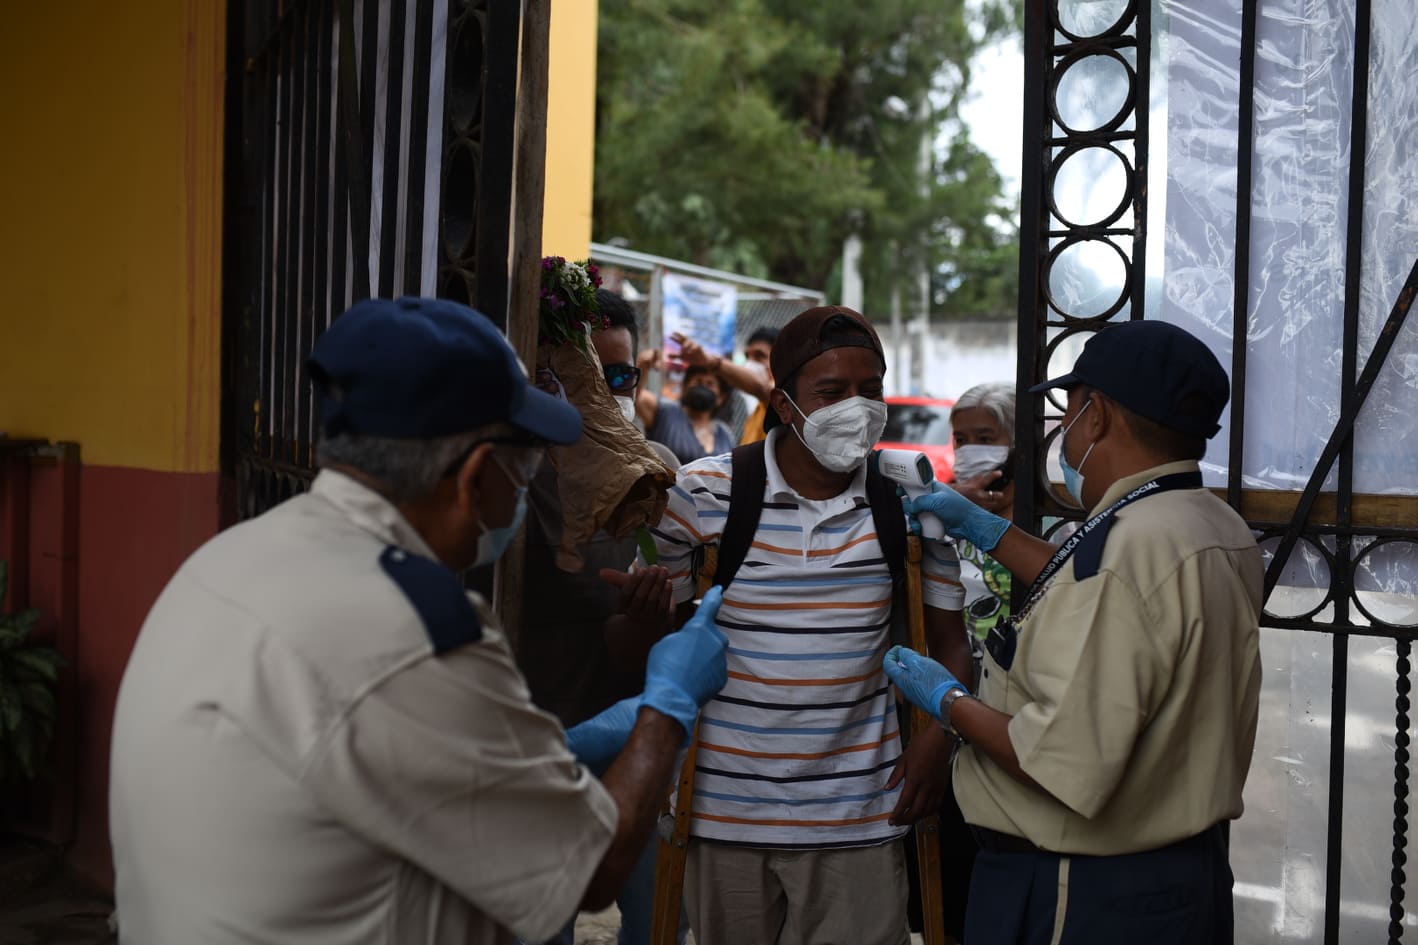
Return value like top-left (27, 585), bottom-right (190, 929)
top-left (684, 839), bottom-right (910, 945)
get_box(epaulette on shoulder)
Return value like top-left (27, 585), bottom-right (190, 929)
top-left (1071, 515), bottom-right (1119, 581)
top-left (378, 546), bottom-right (482, 654)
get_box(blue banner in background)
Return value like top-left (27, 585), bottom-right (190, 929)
top-left (661, 272), bottom-right (738, 360)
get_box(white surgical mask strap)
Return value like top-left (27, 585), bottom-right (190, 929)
top-left (1062, 398), bottom-right (1092, 456)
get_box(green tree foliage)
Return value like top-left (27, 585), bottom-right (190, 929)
top-left (594, 0), bottom-right (1019, 319)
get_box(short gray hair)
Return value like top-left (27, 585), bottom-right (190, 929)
top-left (315, 429), bottom-right (487, 504)
top-left (951, 382), bottom-right (1016, 446)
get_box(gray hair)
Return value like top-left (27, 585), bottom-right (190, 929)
top-left (315, 429), bottom-right (490, 504)
top-left (950, 382), bottom-right (1016, 446)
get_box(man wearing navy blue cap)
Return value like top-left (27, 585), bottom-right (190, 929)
top-left (109, 297), bottom-right (729, 945)
top-left (882, 320), bottom-right (1263, 944)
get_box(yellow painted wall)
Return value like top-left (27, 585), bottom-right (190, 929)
top-left (541, 1), bottom-right (599, 259)
top-left (0, 1), bottom-right (225, 473)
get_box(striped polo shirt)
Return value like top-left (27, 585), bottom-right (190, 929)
top-left (644, 428), bottom-right (965, 849)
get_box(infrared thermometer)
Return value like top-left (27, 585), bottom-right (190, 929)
top-left (875, 448), bottom-right (945, 541)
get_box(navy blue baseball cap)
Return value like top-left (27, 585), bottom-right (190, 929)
top-left (1029, 320), bottom-right (1230, 438)
top-left (307, 296), bottom-right (582, 444)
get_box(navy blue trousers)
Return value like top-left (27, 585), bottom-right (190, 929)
top-left (963, 824), bottom-right (1233, 945)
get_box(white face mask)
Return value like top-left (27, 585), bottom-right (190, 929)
top-left (952, 444), bottom-right (1010, 482)
top-left (785, 394), bottom-right (888, 473)
top-left (615, 394), bottom-right (637, 424)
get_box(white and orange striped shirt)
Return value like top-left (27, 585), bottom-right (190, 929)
top-left (643, 428), bottom-right (965, 848)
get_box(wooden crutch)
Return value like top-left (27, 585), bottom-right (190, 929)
top-left (906, 534), bottom-right (950, 945)
top-left (649, 730), bottom-right (698, 945)
top-left (649, 548), bottom-right (716, 945)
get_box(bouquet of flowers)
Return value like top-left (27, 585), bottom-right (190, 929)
top-left (535, 255), bottom-right (672, 572)
top-left (539, 256), bottom-right (605, 350)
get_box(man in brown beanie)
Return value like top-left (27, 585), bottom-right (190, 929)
top-left (642, 306), bottom-right (973, 945)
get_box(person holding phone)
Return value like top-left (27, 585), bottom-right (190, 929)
top-left (949, 382), bottom-right (1018, 643)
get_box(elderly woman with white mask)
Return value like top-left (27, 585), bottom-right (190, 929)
top-left (949, 382), bottom-right (1018, 643)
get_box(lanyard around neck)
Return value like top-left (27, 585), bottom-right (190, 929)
top-left (1015, 470), bottom-right (1203, 622)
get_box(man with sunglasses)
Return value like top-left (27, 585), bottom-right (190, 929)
top-left (884, 321), bottom-right (1263, 945)
top-left (110, 297), bottom-right (729, 945)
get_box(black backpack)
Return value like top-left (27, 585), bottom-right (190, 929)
top-left (701, 441), bottom-right (908, 621)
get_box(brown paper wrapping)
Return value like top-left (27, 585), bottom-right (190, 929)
top-left (538, 341), bottom-right (674, 572)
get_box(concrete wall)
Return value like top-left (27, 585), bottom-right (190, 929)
top-left (0, 0), bottom-right (230, 889)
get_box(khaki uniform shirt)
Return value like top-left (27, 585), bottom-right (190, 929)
top-left (110, 470), bottom-right (617, 945)
top-left (954, 461), bottom-right (1263, 855)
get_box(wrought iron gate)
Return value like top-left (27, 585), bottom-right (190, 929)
top-left (222, 0), bottom-right (522, 519)
top-left (1015, 0), bottom-right (1418, 941)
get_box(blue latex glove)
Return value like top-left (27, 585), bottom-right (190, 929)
top-left (904, 481), bottom-right (1010, 552)
top-left (884, 645), bottom-right (968, 723)
top-left (565, 696), bottom-right (640, 773)
top-left (641, 586), bottom-right (728, 737)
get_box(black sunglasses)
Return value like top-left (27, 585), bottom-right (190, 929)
top-left (603, 363), bottom-right (642, 393)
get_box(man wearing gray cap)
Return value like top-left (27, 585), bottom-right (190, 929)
top-left (886, 320), bottom-right (1263, 944)
top-left (109, 297), bottom-right (729, 945)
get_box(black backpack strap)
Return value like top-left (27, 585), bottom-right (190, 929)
top-left (713, 441), bottom-right (769, 590)
top-left (865, 451), bottom-right (911, 648)
top-left (865, 452), bottom-right (907, 588)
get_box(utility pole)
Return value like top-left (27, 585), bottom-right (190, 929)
top-left (841, 232), bottom-right (864, 312)
top-left (890, 277), bottom-right (904, 396)
top-left (913, 97), bottom-right (933, 395)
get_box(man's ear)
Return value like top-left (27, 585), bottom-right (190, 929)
top-left (452, 442), bottom-right (496, 513)
top-left (769, 388), bottom-right (795, 428)
top-left (1089, 393), bottom-right (1118, 441)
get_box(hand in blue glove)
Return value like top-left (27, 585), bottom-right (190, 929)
top-left (903, 481), bottom-right (1011, 552)
top-left (641, 586), bottom-right (728, 737)
top-left (565, 696), bottom-right (640, 773)
top-left (884, 645), bottom-right (968, 724)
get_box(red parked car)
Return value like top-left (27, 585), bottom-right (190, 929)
top-left (879, 396), bottom-right (956, 483)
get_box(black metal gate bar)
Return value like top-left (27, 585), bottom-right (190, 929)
top-left (302, 3), bottom-right (334, 467)
top-left (1394, 642), bottom-right (1413, 944)
top-left (294, 7), bottom-right (317, 467)
top-left (359, 0), bottom-right (380, 296)
top-left (330, 4), bottom-right (352, 315)
top-left (1011, 0), bottom-right (1049, 542)
top-left (275, 24), bottom-right (299, 464)
top-left (377, 0), bottom-right (408, 298)
top-left (473, 1), bottom-right (520, 330)
top-left (1329, 1), bottom-right (1375, 938)
top-left (1129, 0), bottom-right (1149, 324)
top-left (402, 0), bottom-right (436, 295)
top-left (1226, 0), bottom-right (1259, 510)
top-left (336, 0), bottom-right (371, 300)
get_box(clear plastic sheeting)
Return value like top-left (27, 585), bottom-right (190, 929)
top-left (1352, 1), bottom-right (1418, 496)
top-left (1154, 0), bottom-right (1418, 494)
top-left (1233, 627), bottom-right (1332, 944)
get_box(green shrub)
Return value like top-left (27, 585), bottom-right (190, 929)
top-left (0, 560), bottom-right (63, 784)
